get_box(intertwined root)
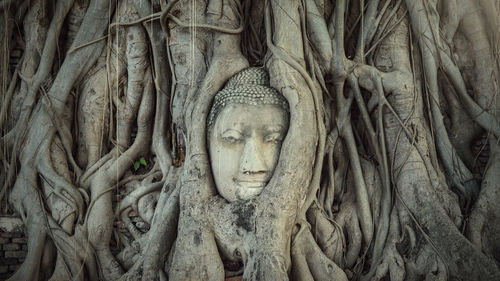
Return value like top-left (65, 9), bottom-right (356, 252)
top-left (1, 0), bottom-right (500, 280)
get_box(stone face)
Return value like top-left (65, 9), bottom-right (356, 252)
top-left (209, 104), bottom-right (288, 202)
top-left (207, 68), bottom-right (289, 203)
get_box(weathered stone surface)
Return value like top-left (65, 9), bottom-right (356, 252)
top-left (2, 244), bottom-right (19, 251)
top-left (11, 238), bottom-right (27, 244)
top-left (4, 251), bottom-right (27, 259)
top-left (0, 217), bottom-right (23, 233)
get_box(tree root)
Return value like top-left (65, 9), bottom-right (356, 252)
top-left (467, 137), bottom-right (500, 262)
top-left (38, 135), bottom-right (83, 222)
top-left (135, 180), bottom-right (179, 281)
top-left (291, 223), bottom-right (348, 281)
top-left (306, 202), bottom-right (345, 267)
top-left (3, 1), bottom-right (500, 280)
top-left (169, 0), bottom-right (249, 279)
top-left (130, 0), bottom-right (174, 178)
top-left (335, 188), bottom-right (362, 268)
top-left (117, 180), bottom-right (163, 220)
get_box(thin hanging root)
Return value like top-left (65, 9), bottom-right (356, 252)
top-left (342, 117), bottom-right (374, 246)
top-left (159, 0), bottom-right (181, 35)
top-left (0, 0), bottom-right (16, 11)
top-left (328, 0), bottom-right (373, 246)
top-left (439, 51), bottom-right (500, 138)
top-left (324, 146), bottom-right (335, 218)
top-left (0, 68), bottom-right (19, 132)
top-left (130, 0), bottom-right (173, 177)
top-left (10, 0), bottom-right (75, 161)
top-left (419, 0), bottom-right (500, 138)
top-left (352, 65), bottom-right (440, 190)
top-left (304, 0), bottom-right (332, 69)
top-left (353, 0), bottom-right (380, 60)
top-left (0, 138), bottom-right (18, 202)
top-left (346, 75), bottom-right (392, 270)
top-left (405, 0), bottom-right (478, 200)
top-left (292, 224), bottom-right (348, 281)
top-left (355, 72), bottom-right (391, 278)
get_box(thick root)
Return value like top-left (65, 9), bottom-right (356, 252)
top-left (467, 138), bottom-right (500, 262)
top-left (291, 225), bottom-right (347, 281)
top-left (306, 202), bottom-right (344, 267)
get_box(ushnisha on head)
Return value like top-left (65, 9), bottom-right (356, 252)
top-left (207, 67), bottom-right (290, 202)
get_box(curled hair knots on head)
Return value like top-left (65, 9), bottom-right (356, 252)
top-left (207, 67), bottom-right (289, 128)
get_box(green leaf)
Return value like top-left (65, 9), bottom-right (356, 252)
top-left (133, 161), bottom-right (141, 171)
top-left (139, 157), bottom-right (147, 166)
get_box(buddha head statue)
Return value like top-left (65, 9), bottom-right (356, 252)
top-left (207, 67), bottom-right (289, 202)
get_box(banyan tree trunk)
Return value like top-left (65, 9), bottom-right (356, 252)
top-left (0, 0), bottom-right (499, 280)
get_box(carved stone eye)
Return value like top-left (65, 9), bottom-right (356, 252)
top-left (222, 136), bottom-right (241, 144)
top-left (264, 133), bottom-right (282, 144)
top-left (221, 130), bottom-right (243, 144)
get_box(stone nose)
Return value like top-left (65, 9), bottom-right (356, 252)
top-left (240, 137), bottom-right (268, 175)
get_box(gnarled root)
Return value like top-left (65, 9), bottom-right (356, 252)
top-left (291, 224), bottom-right (347, 281)
top-left (467, 137), bottom-right (500, 262)
top-left (120, 169), bottom-right (180, 281)
top-left (306, 202), bottom-right (345, 267)
top-left (363, 207), bottom-right (405, 281)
